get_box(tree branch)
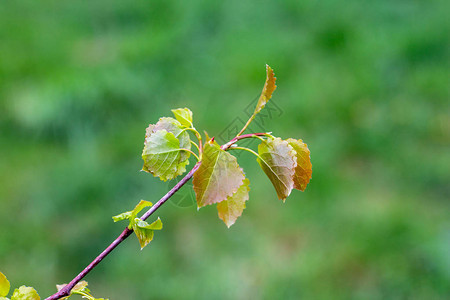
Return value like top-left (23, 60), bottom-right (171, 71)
top-left (45, 132), bottom-right (267, 300)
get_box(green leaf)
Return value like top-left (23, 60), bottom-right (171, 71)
top-left (142, 130), bottom-right (190, 181)
top-left (193, 141), bottom-right (245, 208)
top-left (11, 286), bottom-right (40, 300)
top-left (152, 117), bottom-right (191, 163)
top-left (217, 178), bottom-right (250, 227)
top-left (253, 64), bottom-right (276, 115)
top-left (133, 218), bottom-right (163, 250)
top-left (286, 138), bottom-right (312, 191)
top-left (134, 217), bottom-right (163, 230)
top-left (171, 108), bottom-right (193, 128)
top-left (112, 200), bottom-right (162, 250)
top-left (156, 118), bottom-right (191, 171)
top-left (130, 200), bottom-right (152, 220)
top-left (112, 211), bottom-right (132, 223)
top-left (112, 200), bottom-right (152, 231)
top-left (0, 272), bottom-right (10, 297)
top-left (257, 137), bottom-right (296, 201)
top-left (142, 117), bottom-right (192, 181)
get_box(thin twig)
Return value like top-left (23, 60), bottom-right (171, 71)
top-left (45, 132), bottom-right (267, 300)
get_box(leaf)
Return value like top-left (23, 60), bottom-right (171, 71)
top-left (253, 64), bottom-right (277, 115)
top-left (11, 286), bottom-right (40, 300)
top-left (142, 130), bottom-right (189, 181)
top-left (171, 108), bottom-right (193, 128)
top-left (72, 281), bottom-right (89, 292)
top-left (0, 272), bottom-right (10, 297)
top-left (193, 141), bottom-right (245, 208)
top-left (152, 117), bottom-right (191, 160)
top-left (130, 200), bottom-right (153, 220)
top-left (286, 138), bottom-right (312, 191)
top-left (112, 200), bottom-right (152, 226)
top-left (112, 211), bottom-right (132, 223)
top-left (217, 178), bottom-right (250, 227)
top-left (134, 217), bottom-right (163, 230)
top-left (56, 281), bottom-right (89, 293)
top-left (142, 117), bottom-right (191, 180)
top-left (133, 217), bottom-right (163, 250)
top-left (57, 281), bottom-right (107, 300)
top-left (257, 137), bottom-right (296, 201)
top-left (113, 200), bottom-right (152, 231)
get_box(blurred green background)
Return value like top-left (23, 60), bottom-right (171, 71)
top-left (1, 0), bottom-right (449, 299)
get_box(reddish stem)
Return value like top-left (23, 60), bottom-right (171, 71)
top-left (45, 132), bottom-right (267, 300)
top-left (221, 132), bottom-right (268, 150)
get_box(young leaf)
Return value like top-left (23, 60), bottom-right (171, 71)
top-left (286, 138), bottom-right (312, 191)
top-left (57, 281), bottom-right (107, 300)
top-left (0, 272), bottom-right (10, 298)
top-left (56, 280), bottom-right (88, 293)
top-left (11, 286), bottom-right (40, 300)
top-left (112, 200), bottom-right (152, 231)
top-left (171, 108), bottom-right (193, 128)
top-left (142, 130), bottom-right (190, 181)
top-left (253, 64), bottom-right (277, 115)
top-left (0, 272), bottom-right (11, 297)
top-left (152, 117), bottom-right (191, 159)
top-left (257, 137), bottom-right (296, 201)
top-left (111, 211), bottom-right (132, 223)
top-left (70, 281), bottom-right (107, 300)
top-left (142, 117), bottom-right (191, 180)
top-left (217, 178), bottom-right (250, 228)
top-left (235, 65), bottom-right (277, 137)
top-left (193, 141), bottom-right (245, 208)
top-left (133, 217), bottom-right (163, 250)
top-left (130, 200), bottom-right (153, 220)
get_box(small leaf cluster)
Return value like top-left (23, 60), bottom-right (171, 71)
top-left (56, 281), bottom-right (106, 300)
top-left (0, 272), bottom-right (107, 300)
top-left (1, 271), bottom-right (40, 300)
top-left (113, 200), bottom-right (163, 249)
top-left (138, 65), bottom-right (312, 228)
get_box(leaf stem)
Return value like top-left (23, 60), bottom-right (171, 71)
top-left (220, 132), bottom-right (268, 150)
top-left (253, 135), bottom-right (266, 143)
top-left (181, 127), bottom-right (203, 156)
top-left (180, 148), bottom-right (200, 161)
top-left (235, 114), bottom-right (256, 137)
top-left (190, 140), bottom-right (200, 152)
top-left (228, 146), bottom-right (263, 160)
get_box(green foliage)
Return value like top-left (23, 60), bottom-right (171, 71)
top-left (142, 117), bottom-right (192, 181)
top-left (11, 286), bottom-right (40, 300)
top-left (0, 273), bottom-right (105, 300)
top-left (113, 200), bottom-right (163, 249)
top-left (171, 108), bottom-right (193, 128)
top-left (0, 272), bottom-right (40, 300)
top-left (141, 65), bottom-right (311, 226)
top-left (114, 65), bottom-right (310, 256)
top-left (1, 1), bottom-right (448, 298)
